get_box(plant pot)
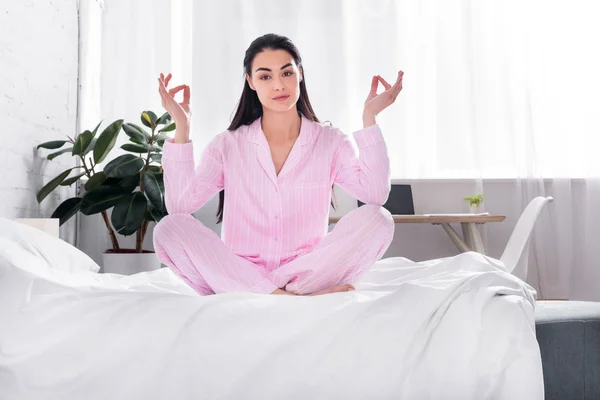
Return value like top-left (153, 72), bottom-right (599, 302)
top-left (469, 204), bottom-right (482, 214)
top-left (102, 249), bottom-right (162, 275)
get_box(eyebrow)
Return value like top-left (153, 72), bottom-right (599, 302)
top-left (255, 63), bottom-right (294, 73)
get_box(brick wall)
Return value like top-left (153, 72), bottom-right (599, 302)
top-left (0, 0), bottom-right (79, 243)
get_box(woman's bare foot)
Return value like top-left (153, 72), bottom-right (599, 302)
top-left (271, 285), bottom-right (355, 296)
top-left (270, 288), bottom-right (297, 295)
top-left (308, 284), bottom-right (355, 296)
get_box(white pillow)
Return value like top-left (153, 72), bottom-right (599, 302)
top-left (0, 217), bottom-right (100, 273)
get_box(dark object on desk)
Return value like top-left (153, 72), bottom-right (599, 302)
top-left (357, 184), bottom-right (415, 215)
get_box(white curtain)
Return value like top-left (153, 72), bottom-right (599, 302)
top-left (84, 0), bottom-right (600, 299)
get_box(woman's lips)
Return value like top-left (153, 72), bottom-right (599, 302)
top-left (273, 95), bottom-right (290, 101)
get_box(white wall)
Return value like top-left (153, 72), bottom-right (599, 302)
top-left (0, 0), bottom-right (79, 243)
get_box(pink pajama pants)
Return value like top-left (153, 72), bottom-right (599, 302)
top-left (153, 205), bottom-right (394, 295)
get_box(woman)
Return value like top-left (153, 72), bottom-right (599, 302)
top-left (153, 33), bottom-right (403, 296)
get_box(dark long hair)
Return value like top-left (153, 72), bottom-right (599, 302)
top-left (216, 33), bottom-right (320, 223)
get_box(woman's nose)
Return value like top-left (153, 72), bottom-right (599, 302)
top-left (272, 76), bottom-right (284, 90)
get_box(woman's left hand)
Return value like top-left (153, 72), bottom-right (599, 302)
top-left (363, 70), bottom-right (404, 119)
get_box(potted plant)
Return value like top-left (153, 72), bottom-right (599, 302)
top-left (36, 110), bottom-right (175, 274)
top-left (464, 194), bottom-right (484, 214)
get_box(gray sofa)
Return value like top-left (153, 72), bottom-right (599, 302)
top-left (535, 301), bottom-right (600, 399)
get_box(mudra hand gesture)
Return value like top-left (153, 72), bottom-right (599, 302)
top-left (363, 70), bottom-right (404, 126)
top-left (157, 73), bottom-right (191, 132)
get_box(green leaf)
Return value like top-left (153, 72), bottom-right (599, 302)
top-left (121, 143), bottom-right (151, 153)
top-left (158, 122), bottom-right (176, 133)
top-left (36, 168), bottom-right (76, 203)
top-left (90, 120), bottom-right (103, 138)
top-left (122, 123), bottom-right (150, 144)
top-left (94, 119), bottom-right (123, 164)
top-left (111, 192), bottom-right (147, 236)
top-left (149, 204), bottom-right (166, 222)
top-left (104, 154), bottom-right (145, 178)
top-left (37, 140), bottom-right (68, 150)
top-left (72, 130), bottom-right (93, 156)
top-left (147, 165), bottom-right (161, 174)
top-left (141, 111), bottom-right (158, 128)
top-left (83, 138), bottom-right (97, 156)
top-left (150, 154), bottom-right (162, 164)
top-left (156, 112), bottom-right (172, 125)
top-left (85, 171), bottom-right (107, 191)
top-left (154, 133), bottom-right (170, 147)
top-left (51, 197), bottom-right (82, 226)
top-left (60, 172), bottom-right (86, 186)
top-left (128, 137), bottom-right (146, 146)
top-left (103, 177), bottom-right (122, 186)
top-left (80, 185), bottom-right (126, 215)
top-left (145, 203), bottom-right (156, 222)
top-left (142, 171), bottom-right (165, 213)
top-left (118, 174), bottom-right (140, 193)
top-left (47, 147), bottom-right (74, 161)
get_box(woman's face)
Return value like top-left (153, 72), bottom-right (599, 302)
top-left (246, 49), bottom-right (302, 113)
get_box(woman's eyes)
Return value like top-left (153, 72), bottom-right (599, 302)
top-left (259, 71), bottom-right (294, 80)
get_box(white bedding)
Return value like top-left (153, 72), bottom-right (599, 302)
top-left (0, 246), bottom-right (544, 399)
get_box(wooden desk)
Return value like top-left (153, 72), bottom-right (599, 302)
top-left (328, 214), bottom-right (506, 255)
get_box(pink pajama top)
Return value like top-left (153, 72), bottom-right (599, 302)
top-left (161, 116), bottom-right (390, 274)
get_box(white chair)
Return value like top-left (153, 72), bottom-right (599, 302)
top-left (500, 196), bottom-right (554, 280)
top-left (374, 196), bottom-right (554, 281)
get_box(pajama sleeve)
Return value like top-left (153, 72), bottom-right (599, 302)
top-left (162, 136), bottom-right (224, 215)
top-left (332, 124), bottom-right (391, 205)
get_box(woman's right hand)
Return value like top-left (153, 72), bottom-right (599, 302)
top-left (158, 73), bottom-right (191, 140)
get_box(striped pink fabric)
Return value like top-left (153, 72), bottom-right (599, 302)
top-left (156, 116), bottom-right (392, 294)
top-left (153, 204), bottom-right (394, 295)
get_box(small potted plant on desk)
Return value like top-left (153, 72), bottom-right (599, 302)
top-left (464, 194), bottom-right (484, 214)
top-left (36, 110), bottom-right (174, 274)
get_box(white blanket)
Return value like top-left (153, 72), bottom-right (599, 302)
top-left (0, 250), bottom-right (543, 399)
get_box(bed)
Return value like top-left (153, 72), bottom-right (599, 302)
top-left (535, 300), bottom-right (600, 399)
top-left (0, 217), bottom-right (546, 399)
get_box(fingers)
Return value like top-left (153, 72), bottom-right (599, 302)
top-left (379, 71), bottom-right (403, 104)
top-left (377, 75), bottom-right (392, 90)
top-left (393, 70), bottom-right (403, 89)
top-left (157, 79), bottom-right (166, 97)
top-left (157, 79), bottom-right (169, 108)
top-left (391, 70), bottom-right (404, 99)
top-left (369, 75), bottom-right (378, 96)
top-left (168, 85), bottom-right (187, 96)
top-left (366, 70), bottom-right (404, 110)
top-left (376, 70), bottom-right (403, 92)
top-left (158, 74), bottom-right (168, 98)
top-left (166, 84), bottom-right (191, 106)
top-left (157, 76), bottom-right (174, 109)
top-left (158, 72), bottom-right (173, 88)
top-left (183, 85), bottom-right (190, 104)
top-left (158, 73), bottom-right (190, 107)
top-left (158, 78), bottom-right (169, 97)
